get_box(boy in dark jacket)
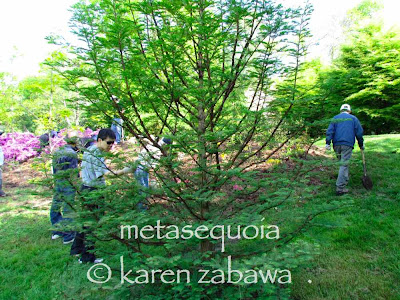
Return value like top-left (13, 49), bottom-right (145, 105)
top-left (50, 133), bottom-right (79, 244)
top-left (326, 104), bottom-right (364, 195)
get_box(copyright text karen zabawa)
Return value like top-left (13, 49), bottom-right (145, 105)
top-left (88, 256), bottom-right (291, 285)
top-left (86, 220), bottom-right (291, 285)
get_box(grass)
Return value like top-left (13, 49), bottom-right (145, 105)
top-left (0, 134), bottom-right (399, 299)
top-left (292, 134), bottom-right (400, 299)
top-left (0, 191), bottom-right (109, 299)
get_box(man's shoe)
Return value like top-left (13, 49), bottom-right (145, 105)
top-left (52, 234), bottom-right (62, 240)
top-left (78, 257), bottom-right (104, 264)
top-left (0, 192), bottom-right (7, 197)
top-left (336, 188), bottom-right (349, 196)
top-left (63, 237), bottom-right (75, 244)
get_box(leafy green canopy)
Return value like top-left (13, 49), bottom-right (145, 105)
top-left (0, 70), bottom-right (77, 134)
top-left (274, 25), bottom-right (400, 136)
top-left (271, 0), bottom-right (400, 137)
top-left (328, 24), bottom-right (400, 134)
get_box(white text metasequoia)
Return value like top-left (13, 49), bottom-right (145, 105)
top-left (120, 219), bottom-right (279, 253)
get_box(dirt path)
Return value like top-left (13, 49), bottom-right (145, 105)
top-left (0, 161), bottom-right (51, 215)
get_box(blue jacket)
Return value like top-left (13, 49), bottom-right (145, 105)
top-left (52, 145), bottom-right (79, 174)
top-left (326, 113), bottom-right (364, 148)
top-left (52, 145), bottom-right (79, 189)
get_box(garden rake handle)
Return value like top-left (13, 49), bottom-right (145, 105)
top-left (361, 149), bottom-right (367, 176)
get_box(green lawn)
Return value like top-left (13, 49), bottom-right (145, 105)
top-left (0, 134), bottom-right (399, 299)
top-left (292, 134), bottom-right (400, 299)
top-left (0, 188), bottom-right (110, 299)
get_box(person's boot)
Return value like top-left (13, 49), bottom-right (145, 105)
top-left (336, 188), bottom-right (349, 196)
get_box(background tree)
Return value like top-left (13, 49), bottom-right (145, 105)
top-left (320, 24), bottom-right (400, 134)
top-left (269, 59), bottom-right (334, 141)
top-left (0, 67), bottom-right (79, 134)
top-left (0, 72), bottom-right (19, 132)
top-left (271, 0), bottom-right (400, 138)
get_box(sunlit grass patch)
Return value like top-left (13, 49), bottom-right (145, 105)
top-left (291, 134), bottom-right (400, 299)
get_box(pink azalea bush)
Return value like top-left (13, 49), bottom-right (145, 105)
top-left (83, 128), bottom-right (97, 138)
top-left (232, 184), bottom-right (244, 191)
top-left (0, 129), bottom-right (99, 162)
top-left (0, 132), bottom-right (41, 162)
top-left (47, 134), bottom-right (67, 154)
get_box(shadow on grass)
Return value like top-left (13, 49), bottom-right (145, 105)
top-left (0, 212), bottom-right (111, 300)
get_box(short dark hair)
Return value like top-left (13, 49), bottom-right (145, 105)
top-left (97, 128), bottom-right (116, 141)
top-left (162, 137), bottom-right (172, 145)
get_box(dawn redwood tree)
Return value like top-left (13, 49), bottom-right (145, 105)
top-left (48, 0), bottom-right (340, 298)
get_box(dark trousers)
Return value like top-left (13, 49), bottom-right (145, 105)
top-left (50, 185), bottom-right (75, 242)
top-left (70, 185), bottom-right (101, 262)
top-left (0, 167), bottom-right (5, 196)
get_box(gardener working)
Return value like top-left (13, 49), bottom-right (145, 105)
top-left (326, 104), bottom-right (364, 196)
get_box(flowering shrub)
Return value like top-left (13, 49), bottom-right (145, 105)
top-left (0, 129), bottom-right (98, 162)
top-left (83, 127), bottom-right (97, 138)
top-left (232, 184), bottom-right (244, 191)
top-left (0, 132), bottom-right (41, 162)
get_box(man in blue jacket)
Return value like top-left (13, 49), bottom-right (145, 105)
top-left (326, 104), bottom-right (364, 195)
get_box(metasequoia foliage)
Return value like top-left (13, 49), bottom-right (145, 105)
top-left (46, 1), bottom-right (343, 298)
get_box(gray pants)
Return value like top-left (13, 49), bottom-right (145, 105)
top-left (333, 145), bottom-right (353, 192)
top-left (0, 167), bottom-right (5, 195)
